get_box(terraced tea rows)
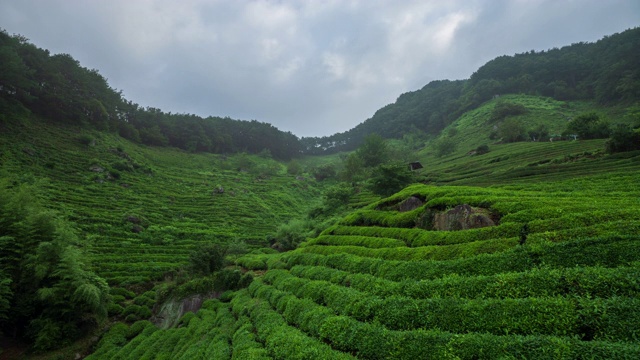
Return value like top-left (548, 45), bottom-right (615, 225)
top-left (229, 180), bottom-right (640, 358)
top-left (103, 175), bottom-right (640, 358)
top-left (0, 122), bottom-right (326, 285)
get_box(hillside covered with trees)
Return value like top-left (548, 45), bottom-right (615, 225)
top-left (1, 24), bottom-right (640, 359)
top-left (2, 27), bottom-right (639, 159)
top-left (0, 30), bottom-right (301, 160)
top-left (301, 27), bottom-right (640, 154)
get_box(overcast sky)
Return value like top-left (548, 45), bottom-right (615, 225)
top-left (1, 1), bottom-right (638, 137)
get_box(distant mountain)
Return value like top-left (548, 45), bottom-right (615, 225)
top-left (301, 27), bottom-right (640, 154)
top-left (2, 27), bottom-right (638, 158)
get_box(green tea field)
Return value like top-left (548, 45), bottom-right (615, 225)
top-left (95, 154), bottom-right (640, 358)
top-left (0, 121), bottom-right (327, 287)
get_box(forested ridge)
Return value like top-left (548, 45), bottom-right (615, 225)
top-left (2, 27), bottom-right (639, 158)
top-left (0, 30), bottom-right (301, 160)
top-left (302, 26), bottom-right (640, 154)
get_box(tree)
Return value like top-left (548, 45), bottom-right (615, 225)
top-left (356, 134), bottom-right (388, 167)
top-left (528, 124), bottom-right (549, 142)
top-left (475, 144), bottom-right (490, 155)
top-left (0, 181), bottom-right (109, 351)
top-left (312, 163), bottom-right (337, 181)
top-left (340, 153), bottom-right (365, 182)
top-left (286, 160), bottom-right (302, 175)
top-left (323, 183), bottom-right (354, 210)
top-left (499, 118), bottom-right (527, 143)
top-left (434, 137), bottom-right (457, 157)
top-left (605, 124), bottom-right (640, 153)
top-left (271, 219), bottom-right (312, 251)
top-left (564, 112), bottom-right (610, 140)
top-left (368, 164), bottom-right (415, 197)
top-left (188, 244), bottom-right (226, 276)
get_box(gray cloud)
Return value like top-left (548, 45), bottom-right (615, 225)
top-left (1, 0), bottom-right (638, 136)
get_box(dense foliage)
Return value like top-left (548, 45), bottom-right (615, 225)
top-left (0, 181), bottom-right (109, 351)
top-left (563, 112), bottom-right (611, 139)
top-left (302, 27), bottom-right (640, 153)
top-left (3, 27), bottom-right (638, 158)
top-left (0, 30), bottom-right (301, 159)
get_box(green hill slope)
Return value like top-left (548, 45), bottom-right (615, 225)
top-left (302, 27), bottom-right (640, 153)
top-left (414, 94), bottom-right (640, 186)
top-left (2, 26), bottom-right (640, 359)
top-left (0, 120), bottom-right (327, 287)
top-left (100, 170), bottom-right (640, 358)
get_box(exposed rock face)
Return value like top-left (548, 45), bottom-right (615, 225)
top-left (433, 204), bottom-right (496, 231)
top-left (398, 196), bottom-right (424, 212)
top-left (153, 294), bottom-right (221, 329)
top-left (89, 165), bottom-right (105, 172)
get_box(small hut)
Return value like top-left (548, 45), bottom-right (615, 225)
top-left (408, 161), bottom-right (423, 171)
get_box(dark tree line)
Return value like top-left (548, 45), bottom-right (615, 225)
top-left (302, 27), bottom-right (640, 154)
top-left (2, 26), bottom-right (638, 157)
top-left (0, 30), bottom-right (301, 160)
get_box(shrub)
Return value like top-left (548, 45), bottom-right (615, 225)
top-left (133, 293), bottom-right (155, 308)
top-left (312, 163), bottom-right (337, 181)
top-left (287, 160), bottom-right (302, 175)
top-left (126, 320), bottom-right (152, 339)
top-left (271, 219), bottom-right (313, 251)
top-left (490, 101), bottom-right (527, 122)
top-left (226, 239), bottom-right (249, 258)
top-left (188, 244), bottom-right (226, 276)
top-left (434, 137), bottom-right (456, 157)
top-left (564, 112), bottom-right (610, 140)
top-left (107, 303), bottom-right (124, 316)
top-left (214, 268), bottom-right (242, 290)
top-left (528, 124), bottom-right (549, 141)
top-left (605, 124), bottom-right (640, 153)
top-left (475, 144), bottom-right (490, 155)
top-left (323, 183), bottom-right (354, 210)
top-left (499, 118), bottom-right (527, 143)
top-left (368, 164), bottom-right (415, 197)
top-left (122, 304), bottom-right (152, 320)
top-left (78, 134), bottom-right (95, 146)
top-left (111, 160), bottom-right (133, 172)
top-left (238, 272), bottom-right (255, 289)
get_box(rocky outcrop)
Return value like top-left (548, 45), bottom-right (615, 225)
top-left (152, 293), bottom-right (221, 329)
top-left (433, 204), bottom-right (496, 231)
top-left (398, 196), bottom-right (424, 212)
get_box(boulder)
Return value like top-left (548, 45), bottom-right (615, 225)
top-left (433, 204), bottom-right (495, 231)
top-left (398, 196), bottom-right (424, 212)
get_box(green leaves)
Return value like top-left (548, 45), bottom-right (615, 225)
top-left (367, 164), bottom-right (415, 197)
top-left (0, 182), bottom-right (109, 350)
top-left (563, 112), bottom-right (611, 140)
top-left (0, 275), bottom-right (11, 322)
